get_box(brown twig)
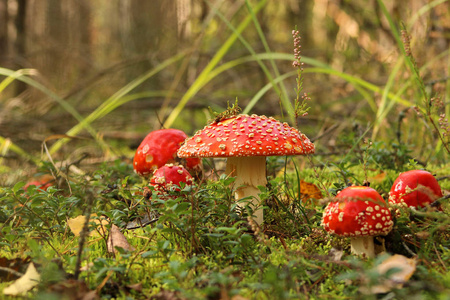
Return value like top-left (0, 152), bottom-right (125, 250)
top-left (74, 190), bottom-right (95, 280)
top-left (0, 266), bottom-right (24, 278)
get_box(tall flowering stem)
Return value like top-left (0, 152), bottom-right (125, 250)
top-left (292, 29), bottom-right (310, 128)
top-left (292, 28), bottom-right (330, 198)
top-left (401, 25), bottom-right (450, 154)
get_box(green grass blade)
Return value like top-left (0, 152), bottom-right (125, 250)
top-left (372, 49), bottom-right (450, 139)
top-left (101, 91), bottom-right (182, 118)
top-left (305, 67), bottom-right (413, 107)
top-left (376, 0), bottom-right (402, 52)
top-left (0, 69), bottom-right (91, 129)
top-left (209, 1), bottom-right (295, 121)
top-left (163, 0), bottom-right (267, 129)
top-left (446, 51), bottom-right (450, 124)
top-left (244, 0), bottom-right (293, 120)
top-left (166, 50), bottom-right (411, 119)
top-left (207, 53), bottom-right (330, 83)
top-left (372, 57), bottom-right (404, 138)
top-left (0, 69), bottom-right (37, 94)
top-left (243, 71), bottom-right (296, 114)
top-left (377, 0), bottom-right (421, 98)
top-left (49, 52), bottom-right (186, 154)
top-left (0, 136), bottom-right (39, 164)
top-left (0, 67), bottom-right (103, 150)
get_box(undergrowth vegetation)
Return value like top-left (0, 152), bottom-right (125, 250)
top-left (0, 0), bottom-right (449, 299)
top-left (0, 154), bottom-right (448, 299)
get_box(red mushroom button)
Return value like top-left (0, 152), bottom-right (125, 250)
top-left (133, 129), bottom-right (201, 176)
top-left (149, 164), bottom-right (194, 198)
top-left (177, 114), bottom-right (315, 224)
top-left (322, 186), bottom-right (393, 258)
top-left (389, 170), bottom-right (443, 208)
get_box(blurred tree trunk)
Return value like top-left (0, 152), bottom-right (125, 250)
top-left (46, 0), bottom-right (65, 86)
top-left (78, 0), bottom-right (92, 69)
top-left (120, 1), bottom-right (177, 81)
top-left (0, 0), bottom-right (8, 66)
top-left (128, 0), bottom-right (177, 57)
top-left (15, 0), bottom-right (27, 94)
top-left (177, 0), bottom-right (191, 41)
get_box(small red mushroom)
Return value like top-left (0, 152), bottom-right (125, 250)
top-left (133, 129), bottom-right (201, 176)
top-left (322, 186), bottom-right (393, 258)
top-left (24, 174), bottom-right (54, 192)
top-left (389, 170), bottom-right (443, 208)
top-left (177, 114), bottom-right (314, 225)
top-left (148, 164), bottom-right (194, 198)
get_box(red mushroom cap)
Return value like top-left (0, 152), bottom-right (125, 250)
top-left (389, 170), bottom-right (442, 208)
top-left (177, 114), bottom-right (314, 158)
top-left (24, 175), bottom-right (54, 192)
top-left (322, 186), bottom-right (393, 237)
top-left (133, 129), bottom-right (201, 176)
top-left (149, 164), bottom-right (194, 195)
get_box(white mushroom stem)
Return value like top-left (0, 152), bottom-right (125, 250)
top-left (225, 156), bottom-right (266, 225)
top-left (350, 236), bottom-right (375, 258)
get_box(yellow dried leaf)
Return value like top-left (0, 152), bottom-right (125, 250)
top-left (67, 214), bottom-right (109, 237)
top-left (3, 263), bottom-right (40, 296)
top-left (299, 180), bottom-right (322, 203)
top-left (368, 171), bottom-right (387, 183)
top-left (362, 254), bottom-right (417, 294)
top-left (377, 254), bottom-right (416, 281)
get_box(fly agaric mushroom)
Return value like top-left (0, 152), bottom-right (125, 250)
top-left (322, 186), bottom-right (393, 258)
top-left (133, 129), bottom-right (201, 176)
top-left (24, 174), bottom-right (54, 192)
top-left (177, 114), bottom-right (314, 224)
top-left (148, 164), bottom-right (194, 198)
top-left (389, 170), bottom-right (443, 208)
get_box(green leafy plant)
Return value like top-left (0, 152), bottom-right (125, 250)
top-left (1, 1), bottom-right (449, 299)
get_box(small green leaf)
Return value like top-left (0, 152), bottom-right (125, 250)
top-left (12, 182), bottom-right (26, 193)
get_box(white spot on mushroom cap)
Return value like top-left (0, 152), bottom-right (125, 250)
top-left (142, 144), bottom-right (149, 154)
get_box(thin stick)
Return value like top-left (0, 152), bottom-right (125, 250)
top-left (0, 267), bottom-right (23, 278)
top-left (74, 190), bottom-right (95, 280)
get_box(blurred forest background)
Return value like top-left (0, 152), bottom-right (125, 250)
top-left (0, 0), bottom-right (449, 184)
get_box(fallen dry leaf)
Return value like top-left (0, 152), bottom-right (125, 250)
top-left (299, 180), bottom-right (323, 203)
top-left (368, 171), bottom-right (387, 184)
top-left (327, 247), bottom-right (344, 262)
top-left (126, 282), bottom-right (143, 293)
top-left (107, 225), bottom-right (135, 253)
top-left (151, 289), bottom-right (185, 300)
top-left (361, 254), bottom-right (417, 294)
top-left (3, 263), bottom-right (40, 296)
top-left (47, 279), bottom-right (98, 300)
top-left (67, 214), bottom-right (109, 237)
top-left (231, 296), bottom-right (249, 300)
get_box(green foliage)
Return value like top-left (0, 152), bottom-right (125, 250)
top-left (1, 152), bottom-right (448, 299)
top-left (1, 0), bottom-right (449, 299)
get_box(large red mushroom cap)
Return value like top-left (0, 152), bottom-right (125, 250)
top-left (177, 113), bottom-right (314, 225)
top-left (177, 114), bottom-right (315, 158)
top-left (322, 186), bottom-right (393, 237)
top-left (149, 164), bottom-right (194, 196)
top-left (389, 170), bottom-right (442, 208)
top-left (133, 129), bottom-right (201, 176)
